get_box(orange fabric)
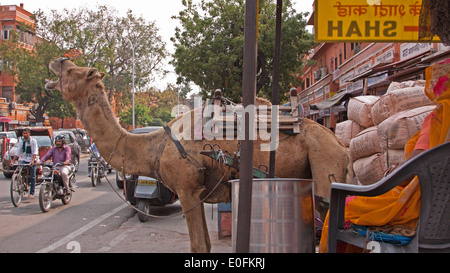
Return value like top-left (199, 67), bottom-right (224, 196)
top-left (319, 58), bottom-right (450, 253)
top-left (414, 114), bottom-right (431, 151)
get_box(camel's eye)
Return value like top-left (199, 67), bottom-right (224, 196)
top-left (67, 68), bottom-right (83, 78)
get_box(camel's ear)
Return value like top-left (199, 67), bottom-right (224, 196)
top-left (86, 68), bottom-right (98, 79)
top-left (86, 68), bottom-right (105, 80)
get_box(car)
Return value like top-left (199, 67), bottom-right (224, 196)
top-left (53, 130), bottom-right (81, 172)
top-left (3, 127), bottom-right (53, 179)
top-left (68, 128), bottom-right (90, 153)
top-left (0, 131), bottom-right (18, 146)
top-left (115, 126), bottom-right (162, 205)
top-left (0, 131), bottom-right (18, 159)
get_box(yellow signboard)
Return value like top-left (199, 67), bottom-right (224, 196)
top-left (315, 0), bottom-right (441, 42)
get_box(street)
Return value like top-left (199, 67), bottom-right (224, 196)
top-left (0, 156), bottom-right (231, 253)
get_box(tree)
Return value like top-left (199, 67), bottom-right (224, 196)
top-left (171, 0), bottom-right (314, 102)
top-left (118, 104), bottom-right (153, 127)
top-left (36, 5), bottom-right (168, 107)
top-left (0, 5), bottom-right (168, 122)
top-left (0, 25), bottom-right (69, 123)
top-left (118, 85), bottom-right (180, 128)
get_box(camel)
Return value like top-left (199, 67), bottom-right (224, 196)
top-left (45, 58), bottom-right (353, 253)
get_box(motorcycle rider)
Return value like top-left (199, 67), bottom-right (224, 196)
top-left (88, 142), bottom-right (107, 177)
top-left (11, 128), bottom-right (38, 199)
top-left (39, 135), bottom-right (72, 194)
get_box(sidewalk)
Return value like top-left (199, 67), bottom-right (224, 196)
top-left (102, 201), bottom-right (232, 253)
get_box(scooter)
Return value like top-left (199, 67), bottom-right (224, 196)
top-left (134, 176), bottom-right (178, 222)
top-left (38, 162), bottom-right (75, 213)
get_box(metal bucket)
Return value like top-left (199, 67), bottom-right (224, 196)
top-left (231, 178), bottom-right (315, 253)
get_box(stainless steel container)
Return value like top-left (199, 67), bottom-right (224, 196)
top-left (231, 178), bottom-right (315, 253)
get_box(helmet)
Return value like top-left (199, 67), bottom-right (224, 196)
top-left (55, 134), bottom-right (66, 145)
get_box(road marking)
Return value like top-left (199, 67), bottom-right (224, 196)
top-left (36, 203), bottom-right (128, 253)
top-left (97, 228), bottom-right (136, 252)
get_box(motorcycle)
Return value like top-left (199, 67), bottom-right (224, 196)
top-left (38, 162), bottom-right (76, 213)
top-left (88, 153), bottom-right (106, 187)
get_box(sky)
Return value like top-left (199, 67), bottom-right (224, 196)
top-left (5, 0), bottom-right (314, 91)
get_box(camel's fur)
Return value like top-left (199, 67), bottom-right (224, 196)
top-left (46, 59), bottom-right (353, 252)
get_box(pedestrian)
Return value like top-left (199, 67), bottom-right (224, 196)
top-left (11, 128), bottom-right (38, 199)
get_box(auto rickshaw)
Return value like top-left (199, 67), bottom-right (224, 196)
top-left (133, 176), bottom-right (178, 222)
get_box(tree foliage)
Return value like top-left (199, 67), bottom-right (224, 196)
top-left (171, 0), bottom-right (314, 102)
top-left (0, 5), bottom-right (168, 122)
top-left (0, 25), bottom-right (68, 123)
top-left (119, 86), bottom-right (179, 127)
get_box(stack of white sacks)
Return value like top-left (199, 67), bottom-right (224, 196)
top-left (335, 80), bottom-right (435, 185)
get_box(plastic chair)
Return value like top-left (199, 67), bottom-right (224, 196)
top-left (327, 142), bottom-right (450, 253)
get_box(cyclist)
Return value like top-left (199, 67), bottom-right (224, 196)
top-left (11, 128), bottom-right (38, 199)
top-left (40, 135), bottom-right (72, 194)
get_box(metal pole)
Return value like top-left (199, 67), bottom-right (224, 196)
top-left (126, 36), bottom-right (146, 130)
top-left (132, 46), bottom-right (135, 130)
top-left (235, 0), bottom-right (258, 253)
top-left (125, 37), bottom-right (136, 130)
top-left (269, 0), bottom-right (282, 178)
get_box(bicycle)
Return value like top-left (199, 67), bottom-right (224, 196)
top-left (10, 163), bottom-right (37, 207)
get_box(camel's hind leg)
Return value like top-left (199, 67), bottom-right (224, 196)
top-left (178, 190), bottom-right (211, 253)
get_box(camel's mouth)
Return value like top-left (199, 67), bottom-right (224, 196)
top-left (45, 59), bottom-right (64, 90)
top-left (45, 78), bottom-right (59, 90)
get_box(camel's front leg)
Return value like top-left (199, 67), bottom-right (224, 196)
top-left (178, 189), bottom-right (211, 253)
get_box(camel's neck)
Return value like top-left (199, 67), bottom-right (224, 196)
top-left (77, 91), bottom-right (164, 176)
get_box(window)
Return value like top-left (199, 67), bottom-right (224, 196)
top-left (56, 132), bottom-right (75, 144)
top-left (35, 136), bottom-right (52, 147)
top-left (2, 86), bottom-right (13, 102)
top-left (2, 26), bottom-right (13, 40)
top-left (344, 44), bottom-right (347, 60)
top-left (67, 133), bottom-right (74, 144)
top-left (2, 29), bottom-right (9, 40)
top-left (17, 29), bottom-right (36, 45)
top-left (354, 43), bottom-right (361, 54)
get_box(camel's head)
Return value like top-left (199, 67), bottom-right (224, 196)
top-left (45, 57), bottom-right (105, 102)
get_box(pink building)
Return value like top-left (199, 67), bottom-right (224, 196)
top-left (298, 7), bottom-right (450, 130)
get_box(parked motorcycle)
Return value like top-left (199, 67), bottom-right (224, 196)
top-left (38, 162), bottom-right (75, 213)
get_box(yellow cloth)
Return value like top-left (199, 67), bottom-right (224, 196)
top-left (319, 58), bottom-right (450, 253)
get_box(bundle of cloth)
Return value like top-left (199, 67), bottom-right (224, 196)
top-left (319, 58), bottom-right (450, 253)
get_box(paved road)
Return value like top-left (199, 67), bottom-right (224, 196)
top-left (0, 156), bottom-right (231, 253)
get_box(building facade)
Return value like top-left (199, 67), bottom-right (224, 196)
top-left (298, 7), bottom-right (450, 130)
top-left (0, 3), bottom-right (37, 131)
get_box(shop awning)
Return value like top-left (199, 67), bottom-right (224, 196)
top-left (310, 91), bottom-right (352, 110)
top-left (348, 51), bottom-right (433, 83)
